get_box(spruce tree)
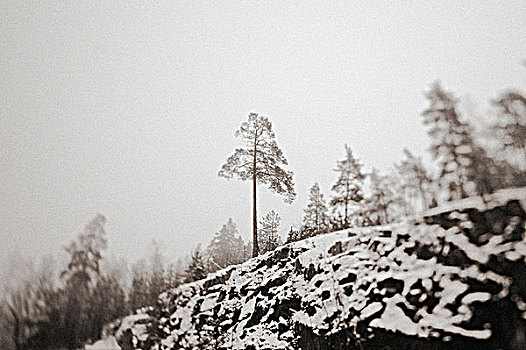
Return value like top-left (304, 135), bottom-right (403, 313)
top-left (24, 263), bottom-right (63, 349)
top-left (184, 248), bottom-right (207, 283)
top-left (329, 212), bottom-right (346, 232)
top-left (493, 91), bottom-right (526, 165)
top-left (207, 218), bottom-right (244, 271)
top-left (61, 214), bottom-right (107, 290)
top-left (303, 182), bottom-right (330, 235)
top-left (330, 145), bottom-right (364, 228)
top-left (128, 274), bottom-right (149, 312)
top-left (364, 169), bottom-right (396, 225)
top-left (259, 210), bottom-right (283, 254)
top-left (164, 263), bottom-right (182, 290)
top-left (285, 226), bottom-right (301, 243)
top-left (5, 280), bottom-right (41, 349)
top-left (89, 276), bottom-right (126, 340)
top-left (242, 241), bottom-right (253, 262)
top-left (61, 214), bottom-right (108, 349)
top-left (219, 113), bottom-right (296, 257)
top-left (396, 149), bottom-right (434, 211)
top-left (422, 82), bottom-right (480, 199)
top-left (147, 242), bottom-right (165, 306)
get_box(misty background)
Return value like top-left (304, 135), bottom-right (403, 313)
top-left (1, 1), bottom-right (525, 288)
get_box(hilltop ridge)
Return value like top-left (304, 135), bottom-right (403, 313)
top-left (87, 187), bottom-right (526, 350)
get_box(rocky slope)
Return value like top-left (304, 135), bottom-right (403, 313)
top-left (88, 188), bottom-right (526, 349)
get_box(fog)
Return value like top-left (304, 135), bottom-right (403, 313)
top-left (1, 1), bottom-right (525, 286)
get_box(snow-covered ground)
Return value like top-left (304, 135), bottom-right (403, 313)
top-left (85, 336), bottom-right (120, 350)
top-left (89, 187), bottom-right (526, 349)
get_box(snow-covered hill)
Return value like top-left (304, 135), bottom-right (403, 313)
top-left (88, 188), bottom-right (526, 349)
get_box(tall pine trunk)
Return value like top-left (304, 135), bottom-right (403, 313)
top-left (252, 140), bottom-right (258, 257)
top-left (252, 172), bottom-right (258, 257)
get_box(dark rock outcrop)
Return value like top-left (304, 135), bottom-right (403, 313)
top-left (98, 188), bottom-right (526, 349)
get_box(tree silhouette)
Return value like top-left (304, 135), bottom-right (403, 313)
top-left (207, 218), bottom-right (244, 271)
top-left (364, 169), bottom-right (397, 224)
top-left (184, 248), bottom-right (207, 283)
top-left (493, 91), bottom-right (526, 166)
top-left (61, 214), bottom-right (107, 290)
top-left (61, 214), bottom-right (108, 349)
top-left (259, 210), bottom-right (282, 254)
top-left (396, 149), bottom-right (434, 211)
top-left (330, 144), bottom-right (364, 228)
top-left (219, 113), bottom-right (295, 257)
top-left (422, 82), bottom-right (478, 199)
top-left (303, 182), bottom-right (329, 235)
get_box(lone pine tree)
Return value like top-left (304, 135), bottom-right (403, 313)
top-left (219, 113), bottom-right (295, 257)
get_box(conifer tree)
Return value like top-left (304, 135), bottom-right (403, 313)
top-left (89, 276), bottom-right (126, 340)
top-left (61, 214), bottom-right (108, 349)
top-left (422, 82), bottom-right (482, 200)
top-left (4, 280), bottom-right (38, 350)
top-left (207, 218), bottom-right (244, 271)
top-left (61, 214), bottom-right (108, 290)
top-left (18, 272), bottom-right (65, 349)
top-left (330, 145), bottom-right (364, 228)
top-left (219, 113), bottom-right (296, 257)
top-left (184, 248), bottom-right (207, 283)
top-left (147, 241), bottom-right (165, 306)
top-left (241, 241), bottom-right (253, 262)
top-left (258, 210), bottom-right (283, 254)
top-left (396, 149), bottom-right (434, 211)
top-left (493, 91), bottom-right (526, 165)
top-left (363, 169), bottom-right (397, 225)
top-left (164, 263), bottom-right (182, 290)
top-left (329, 212), bottom-right (346, 232)
top-left (303, 182), bottom-right (330, 235)
top-left (285, 226), bottom-right (301, 243)
top-left (22, 261), bottom-right (63, 350)
top-left (128, 274), bottom-right (149, 312)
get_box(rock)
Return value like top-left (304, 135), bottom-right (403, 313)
top-left (93, 187), bottom-right (526, 350)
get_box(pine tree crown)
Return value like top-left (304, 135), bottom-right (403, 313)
top-left (218, 113), bottom-right (296, 203)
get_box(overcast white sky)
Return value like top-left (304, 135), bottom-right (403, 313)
top-left (1, 1), bottom-right (525, 282)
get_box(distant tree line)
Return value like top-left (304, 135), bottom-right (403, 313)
top-left (286, 82), bottom-right (525, 243)
top-left (0, 216), bottom-right (182, 350)
top-left (1, 215), bottom-right (126, 349)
